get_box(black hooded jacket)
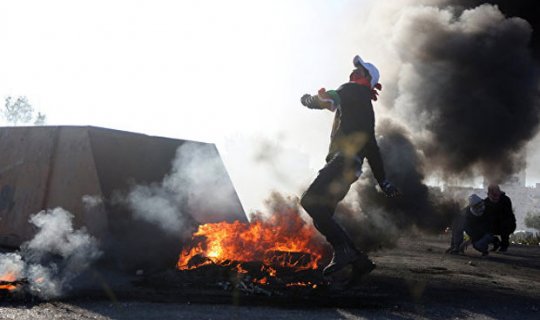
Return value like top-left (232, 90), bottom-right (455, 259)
top-left (305, 81), bottom-right (386, 184)
top-left (327, 83), bottom-right (384, 183)
top-left (463, 206), bottom-right (493, 242)
top-left (330, 82), bottom-right (375, 139)
top-left (484, 193), bottom-right (516, 235)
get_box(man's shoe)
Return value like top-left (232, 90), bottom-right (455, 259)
top-left (458, 239), bottom-right (470, 253)
top-left (491, 237), bottom-right (501, 252)
top-left (380, 180), bottom-right (400, 197)
top-left (323, 245), bottom-right (360, 276)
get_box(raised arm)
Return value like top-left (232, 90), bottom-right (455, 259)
top-left (300, 88), bottom-right (340, 111)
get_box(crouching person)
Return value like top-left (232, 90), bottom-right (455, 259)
top-left (447, 194), bottom-right (494, 256)
top-left (464, 194), bottom-right (495, 256)
top-left (485, 184), bottom-right (516, 252)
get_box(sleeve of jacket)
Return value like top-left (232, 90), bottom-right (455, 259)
top-left (301, 89), bottom-right (341, 111)
top-left (502, 195), bottom-right (516, 231)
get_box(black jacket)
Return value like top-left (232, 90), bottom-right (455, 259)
top-left (331, 83), bottom-right (375, 139)
top-left (330, 83), bottom-right (385, 183)
top-left (307, 82), bottom-right (386, 183)
top-left (484, 193), bottom-right (516, 235)
top-left (464, 206), bottom-right (493, 242)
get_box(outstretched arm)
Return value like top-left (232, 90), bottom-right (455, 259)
top-left (300, 88), bottom-right (340, 111)
top-left (300, 94), bottom-right (325, 109)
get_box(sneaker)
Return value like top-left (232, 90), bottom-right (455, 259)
top-left (458, 239), bottom-right (470, 253)
top-left (380, 180), bottom-right (400, 197)
top-left (491, 238), bottom-right (501, 252)
top-left (323, 245), bottom-right (361, 276)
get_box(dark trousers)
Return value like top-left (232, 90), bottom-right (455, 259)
top-left (301, 135), bottom-right (387, 250)
top-left (450, 214), bottom-right (466, 250)
top-left (300, 154), bottom-right (358, 249)
top-left (500, 233), bottom-right (510, 250)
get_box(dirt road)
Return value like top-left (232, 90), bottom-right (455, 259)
top-left (1, 235), bottom-right (538, 319)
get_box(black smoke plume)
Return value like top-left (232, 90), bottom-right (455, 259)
top-left (391, 3), bottom-right (538, 180)
top-left (330, 1), bottom-right (540, 250)
top-left (452, 0), bottom-right (540, 58)
top-left (336, 121), bottom-right (460, 251)
top-left (390, 2), bottom-right (540, 182)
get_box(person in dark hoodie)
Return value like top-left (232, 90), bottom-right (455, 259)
top-left (463, 194), bottom-right (495, 256)
top-left (447, 193), bottom-right (494, 255)
top-left (484, 184), bottom-right (516, 252)
top-left (299, 55), bottom-right (399, 277)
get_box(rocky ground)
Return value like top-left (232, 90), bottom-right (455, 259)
top-left (0, 234), bottom-right (539, 319)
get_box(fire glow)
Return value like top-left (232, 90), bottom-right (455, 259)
top-left (0, 272), bottom-right (18, 291)
top-left (177, 208), bottom-right (326, 276)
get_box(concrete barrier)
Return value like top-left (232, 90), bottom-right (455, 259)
top-left (0, 126), bottom-right (246, 270)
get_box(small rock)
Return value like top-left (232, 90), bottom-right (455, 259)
top-left (135, 269), bottom-right (144, 276)
top-left (467, 261), bottom-right (476, 266)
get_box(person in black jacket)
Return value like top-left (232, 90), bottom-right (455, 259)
top-left (299, 55), bottom-right (399, 277)
top-left (447, 194), bottom-right (494, 256)
top-left (484, 184), bottom-right (516, 252)
top-left (463, 194), bottom-right (495, 255)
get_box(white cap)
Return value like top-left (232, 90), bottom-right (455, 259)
top-left (353, 55), bottom-right (380, 88)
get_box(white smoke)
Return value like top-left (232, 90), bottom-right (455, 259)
top-left (126, 142), bottom-right (245, 234)
top-left (221, 134), bottom-right (316, 215)
top-left (0, 208), bottom-right (102, 299)
top-left (127, 186), bottom-right (184, 234)
top-left (82, 194), bottom-right (103, 208)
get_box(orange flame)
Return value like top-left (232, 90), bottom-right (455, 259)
top-left (177, 208), bottom-right (325, 273)
top-left (0, 272), bottom-right (18, 291)
top-left (286, 281), bottom-right (318, 289)
top-left (255, 277), bottom-right (268, 285)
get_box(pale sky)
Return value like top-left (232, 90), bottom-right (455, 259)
top-left (0, 0), bottom-right (357, 138)
top-left (1, 0), bottom-right (369, 212)
top-left (2, 0), bottom-right (539, 213)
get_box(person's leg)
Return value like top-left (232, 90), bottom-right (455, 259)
top-left (491, 235), bottom-right (501, 252)
top-left (447, 214), bottom-right (465, 254)
top-left (301, 155), bottom-right (351, 248)
top-left (472, 234), bottom-right (494, 256)
top-left (499, 233), bottom-right (510, 251)
top-left (300, 154), bottom-right (373, 275)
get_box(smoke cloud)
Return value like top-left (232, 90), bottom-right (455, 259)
top-left (387, 2), bottom-right (540, 182)
top-left (125, 142), bottom-right (244, 236)
top-left (337, 122), bottom-right (460, 250)
top-left (317, 0), bottom-right (540, 249)
top-left (127, 186), bottom-right (188, 235)
top-left (0, 208), bottom-right (101, 299)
